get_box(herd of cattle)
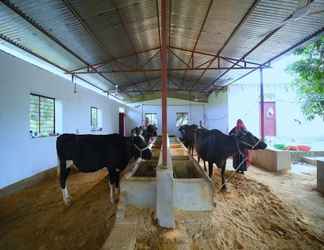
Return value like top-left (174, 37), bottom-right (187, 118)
top-left (179, 124), bottom-right (267, 190)
top-left (56, 123), bottom-right (265, 205)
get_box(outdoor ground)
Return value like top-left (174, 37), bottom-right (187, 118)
top-left (0, 161), bottom-right (324, 250)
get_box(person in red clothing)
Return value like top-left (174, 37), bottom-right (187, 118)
top-left (229, 119), bottom-right (249, 174)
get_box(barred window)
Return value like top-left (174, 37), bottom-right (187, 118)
top-left (91, 107), bottom-right (98, 130)
top-left (176, 112), bottom-right (188, 127)
top-left (145, 113), bottom-right (158, 126)
top-left (29, 94), bottom-right (55, 137)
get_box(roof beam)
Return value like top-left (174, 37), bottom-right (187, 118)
top-left (62, 0), bottom-right (131, 86)
top-left (189, 0), bottom-right (260, 90)
top-left (71, 65), bottom-right (264, 74)
top-left (111, 0), bottom-right (153, 93)
top-left (212, 27), bottom-right (324, 93)
top-left (0, 34), bottom-right (108, 94)
top-left (180, 0), bottom-right (214, 86)
top-left (68, 47), bottom-right (161, 73)
top-left (2, 0), bottom-right (118, 87)
top-left (119, 77), bottom-right (161, 91)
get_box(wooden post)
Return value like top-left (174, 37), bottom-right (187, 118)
top-left (160, 0), bottom-right (168, 166)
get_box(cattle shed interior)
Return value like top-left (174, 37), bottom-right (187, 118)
top-left (1, 0), bottom-right (324, 249)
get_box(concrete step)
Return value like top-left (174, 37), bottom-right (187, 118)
top-left (303, 156), bottom-right (324, 166)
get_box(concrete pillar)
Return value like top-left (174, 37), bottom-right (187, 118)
top-left (156, 137), bottom-right (175, 228)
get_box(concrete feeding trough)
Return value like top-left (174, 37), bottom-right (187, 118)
top-left (173, 159), bottom-right (213, 211)
top-left (119, 135), bottom-right (213, 227)
top-left (250, 148), bottom-right (291, 173)
top-left (121, 160), bottom-right (157, 208)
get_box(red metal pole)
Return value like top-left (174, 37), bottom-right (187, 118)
top-left (260, 67), bottom-right (265, 140)
top-left (161, 0), bottom-right (168, 166)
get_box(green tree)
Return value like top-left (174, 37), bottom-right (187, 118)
top-left (287, 35), bottom-right (324, 120)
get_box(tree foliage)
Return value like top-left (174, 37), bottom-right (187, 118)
top-left (287, 35), bottom-right (324, 120)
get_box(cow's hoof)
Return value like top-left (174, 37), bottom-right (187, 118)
top-left (63, 197), bottom-right (72, 206)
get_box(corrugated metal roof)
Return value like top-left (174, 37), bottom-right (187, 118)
top-left (0, 0), bottom-right (323, 101)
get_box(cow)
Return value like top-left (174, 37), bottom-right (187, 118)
top-left (178, 124), bottom-right (198, 156)
top-left (194, 128), bottom-right (209, 171)
top-left (143, 124), bottom-right (158, 143)
top-left (131, 125), bottom-right (157, 144)
top-left (56, 133), bottom-right (152, 205)
top-left (194, 128), bottom-right (267, 190)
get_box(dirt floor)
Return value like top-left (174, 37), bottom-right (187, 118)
top-left (133, 169), bottom-right (324, 249)
top-left (0, 168), bottom-right (115, 250)
top-left (246, 162), bottom-right (324, 235)
top-left (1, 159), bottom-right (324, 250)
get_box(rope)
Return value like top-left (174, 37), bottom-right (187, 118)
top-left (215, 138), bottom-right (261, 193)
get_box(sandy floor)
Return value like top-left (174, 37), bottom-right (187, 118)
top-left (133, 169), bottom-right (324, 249)
top-left (0, 169), bottom-right (116, 250)
top-left (1, 157), bottom-right (324, 250)
top-left (247, 162), bottom-right (324, 235)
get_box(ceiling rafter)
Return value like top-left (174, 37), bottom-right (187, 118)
top-left (111, 0), bottom-right (153, 93)
top-left (2, 0), bottom-right (121, 88)
top-left (189, 0), bottom-right (261, 90)
top-left (62, 0), bottom-right (136, 87)
top-left (68, 47), bottom-right (161, 73)
top-left (211, 27), bottom-right (324, 93)
top-left (71, 65), bottom-right (264, 74)
top-left (180, 0), bottom-right (214, 86)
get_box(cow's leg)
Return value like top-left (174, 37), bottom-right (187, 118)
top-left (109, 182), bottom-right (115, 204)
top-left (220, 160), bottom-right (227, 191)
top-left (107, 167), bottom-right (118, 204)
top-left (59, 160), bottom-right (72, 206)
top-left (208, 161), bottom-right (213, 178)
top-left (114, 170), bottom-right (121, 202)
top-left (203, 161), bottom-right (207, 171)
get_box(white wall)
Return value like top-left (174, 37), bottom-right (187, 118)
top-left (126, 98), bottom-right (206, 137)
top-left (206, 90), bottom-right (229, 133)
top-left (0, 50), bottom-right (125, 188)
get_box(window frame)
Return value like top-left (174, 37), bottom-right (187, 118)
top-left (144, 112), bottom-right (158, 126)
top-left (29, 93), bottom-right (56, 137)
top-left (176, 112), bottom-right (189, 127)
top-left (90, 106), bottom-right (98, 130)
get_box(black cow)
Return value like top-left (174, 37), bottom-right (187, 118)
top-left (195, 129), bottom-right (267, 190)
top-left (194, 128), bottom-right (209, 171)
top-left (56, 133), bottom-right (151, 205)
top-left (178, 124), bottom-right (198, 156)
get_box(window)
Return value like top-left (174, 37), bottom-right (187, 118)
top-left (176, 112), bottom-right (188, 127)
top-left (29, 94), bottom-right (55, 137)
top-left (145, 113), bottom-right (158, 126)
top-left (90, 107), bottom-right (98, 130)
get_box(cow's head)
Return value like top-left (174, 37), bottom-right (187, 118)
top-left (236, 129), bottom-right (267, 150)
top-left (132, 135), bottom-right (152, 159)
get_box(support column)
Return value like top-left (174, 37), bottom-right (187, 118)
top-left (260, 67), bottom-right (265, 140)
top-left (160, 0), bottom-right (168, 166)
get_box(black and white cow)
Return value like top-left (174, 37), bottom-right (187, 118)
top-left (56, 133), bottom-right (151, 205)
